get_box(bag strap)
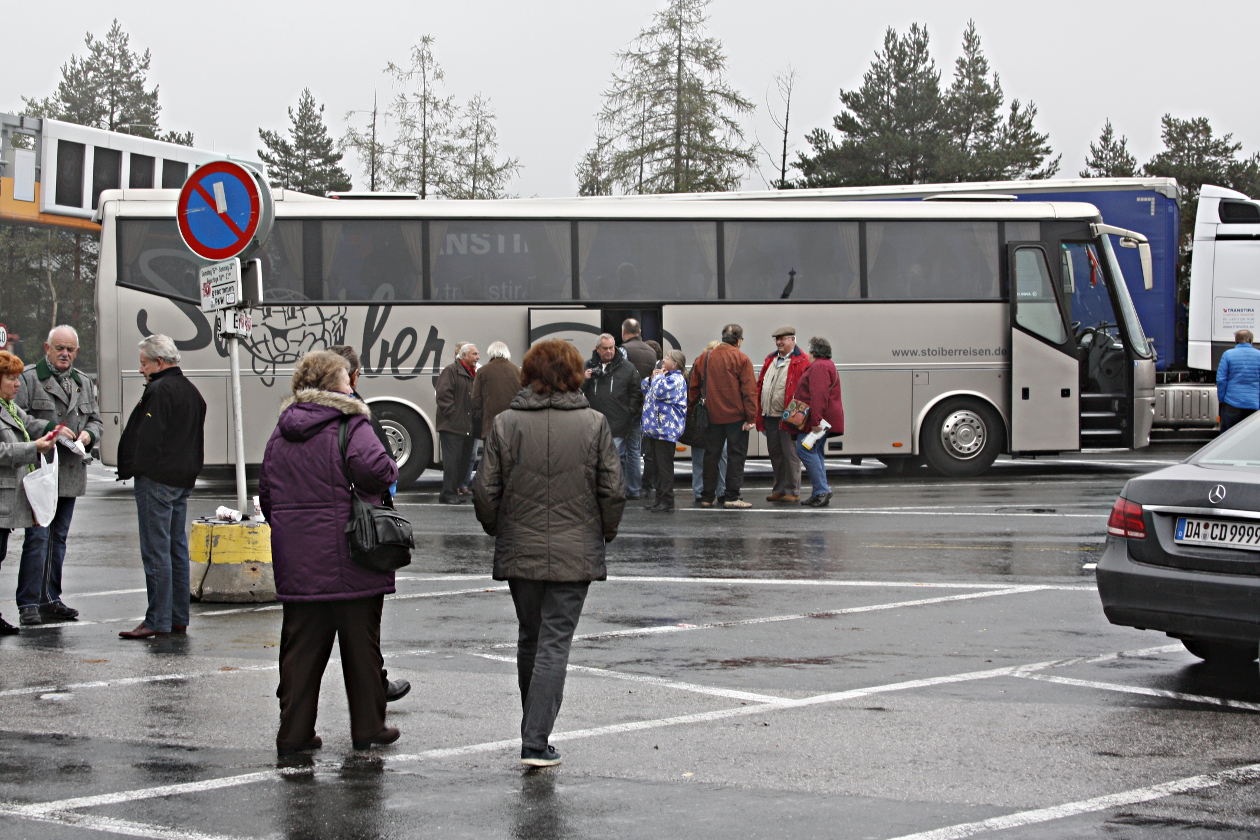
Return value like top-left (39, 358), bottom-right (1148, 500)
top-left (698, 352), bottom-right (709, 405)
top-left (337, 416), bottom-right (356, 492)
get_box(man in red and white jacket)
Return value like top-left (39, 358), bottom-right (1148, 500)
top-left (754, 326), bottom-right (809, 503)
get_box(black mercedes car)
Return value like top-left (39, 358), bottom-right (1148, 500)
top-left (1098, 415), bottom-right (1260, 666)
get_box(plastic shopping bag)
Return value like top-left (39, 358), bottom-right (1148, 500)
top-left (23, 448), bottom-right (59, 527)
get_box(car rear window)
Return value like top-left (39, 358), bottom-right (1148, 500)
top-left (1193, 418), bottom-right (1260, 467)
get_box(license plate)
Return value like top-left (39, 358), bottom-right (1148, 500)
top-left (1174, 517), bottom-right (1260, 551)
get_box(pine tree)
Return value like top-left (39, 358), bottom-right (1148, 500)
top-left (258, 89), bottom-right (352, 195)
top-left (576, 132), bottom-right (615, 196)
top-left (597, 0), bottom-right (755, 194)
top-left (996, 99), bottom-right (1059, 179)
top-left (938, 21), bottom-right (1003, 181)
top-left (1144, 115), bottom-right (1241, 196)
top-left (21, 19), bottom-right (191, 143)
top-left (1080, 119), bottom-right (1137, 178)
top-left (444, 95), bottom-right (521, 199)
top-left (381, 37), bottom-right (457, 199)
top-left (794, 24), bottom-right (944, 187)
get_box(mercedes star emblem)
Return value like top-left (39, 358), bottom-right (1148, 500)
top-left (1208, 485), bottom-right (1227, 504)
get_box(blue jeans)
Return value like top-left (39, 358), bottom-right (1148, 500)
top-left (691, 443), bottom-right (726, 499)
top-left (134, 476), bottom-right (192, 633)
top-left (17, 496), bottom-right (77, 608)
top-left (797, 433), bottom-right (830, 497)
top-left (624, 421), bottom-right (643, 496)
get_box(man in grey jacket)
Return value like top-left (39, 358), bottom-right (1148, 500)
top-left (14, 325), bottom-right (102, 625)
top-left (435, 343), bottom-right (479, 504)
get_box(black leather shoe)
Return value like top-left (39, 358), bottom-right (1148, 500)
top-left (0, 615), bottom-right (19, 635)
top-left (649, 502), bottom-right (674, 513)
top-left (814, 492), bottom-right (832, 507)
top-left (353, 727), bottom-right (401, 750)
top-left (385, 679), bottom-right (411, 702)
top-left (277, 735), bottom-right (322, 755)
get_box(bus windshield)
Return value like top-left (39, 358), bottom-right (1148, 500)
top-left (1099, 235), bottom-right (1152, 358)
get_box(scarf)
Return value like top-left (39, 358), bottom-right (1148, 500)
top-left (1, 398), bottom-right (36, 473)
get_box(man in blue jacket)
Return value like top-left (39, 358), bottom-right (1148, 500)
top-left (1216, 329), bottom-right (1260, 432)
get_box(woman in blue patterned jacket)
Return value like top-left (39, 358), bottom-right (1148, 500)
top-left (640, 349), bottom-right (687, 513)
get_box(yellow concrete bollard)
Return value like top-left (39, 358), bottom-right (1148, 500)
top-left (189, 521), bottom-right (277, 603)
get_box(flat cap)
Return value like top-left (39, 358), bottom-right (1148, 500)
top-left (771, 325), bottom-right (797, 338)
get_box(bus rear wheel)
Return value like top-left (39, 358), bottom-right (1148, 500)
top-left (921, 398), bottom-right (1002, 477)
top-left (372, 403), bottom-right (432, 488)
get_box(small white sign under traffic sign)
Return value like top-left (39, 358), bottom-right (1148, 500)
top-left (215, 309), bottom-right (253, 338)
top-left (0, 323), bottom-right (7, 348)
top-left (200, 259), bottom-right (242, 312)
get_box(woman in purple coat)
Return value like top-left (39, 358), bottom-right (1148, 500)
top-left (259, 350), bottom-right (400, 755)
top-left (793, 337), bottom-right (845, 508)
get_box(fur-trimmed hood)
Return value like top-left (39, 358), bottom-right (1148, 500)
top-left (277, 389), bottom-right (370, 443)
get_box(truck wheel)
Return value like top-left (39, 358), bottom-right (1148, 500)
top-left (372, 403), bottom-right (432, 487)
top-left (920, 398), bottom-right (1002, 477)
top-left (1181, 637), bottom-right (1259, 665)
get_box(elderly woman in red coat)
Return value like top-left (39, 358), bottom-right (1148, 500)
top-left (792, 337), bottom-right (845, 507)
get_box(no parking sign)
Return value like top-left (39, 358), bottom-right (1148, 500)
top-left (176, 161), bottom-right (273, 262)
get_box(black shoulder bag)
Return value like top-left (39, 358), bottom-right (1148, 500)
top-left (678, 352), bottom-right (710, 447)
top-left (338, 417), bottom-right (414, 572)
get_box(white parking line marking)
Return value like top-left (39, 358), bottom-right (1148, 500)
top-left (470, 652), bottom-right (788, 705)
top-left (514, 586), bottom-right (1042, 646)
top-left (883, 762), bottom-right (1260, 840)
top-left (62, 588), bottom-right (147, 599)
top-left (1017, 673), bottom-right (1260, 712)
top-left (0, 806), bottom-right (247, 840)
top-left (1, 643), bottom-right (1188, 826)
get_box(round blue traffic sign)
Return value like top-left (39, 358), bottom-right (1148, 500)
top-left (177, 161), bottom-right (273, 262)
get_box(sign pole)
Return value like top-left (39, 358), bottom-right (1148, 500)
top-left (227, 333), bottom-right (248, 515)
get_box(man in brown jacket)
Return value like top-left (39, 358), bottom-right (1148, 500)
top-left (471, 341), bottom-right (522, 439)
top-left (689, 324), bottom-right (757, 508)
top-left (435, 343), bottom-right (478, 504)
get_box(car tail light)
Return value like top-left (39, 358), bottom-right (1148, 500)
top-left (1107, 497), bottom-right (1146, 539)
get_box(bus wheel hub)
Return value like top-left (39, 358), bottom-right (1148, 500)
top-left (941, 411), bottom-right (986, 458)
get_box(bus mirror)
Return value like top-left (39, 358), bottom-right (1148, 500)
top-left (1119, 237), bottom-right (1138, 249)
top-left (1139, 242), bottom-right (1153, 290)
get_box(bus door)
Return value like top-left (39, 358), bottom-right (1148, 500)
top-left (528, 308), bottom-right (602, 347)
top-left (1007, 242), bottom-right (1080, 452)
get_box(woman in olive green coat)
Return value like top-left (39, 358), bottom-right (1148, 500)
top-left (473, 339), bottom-right (624, 767)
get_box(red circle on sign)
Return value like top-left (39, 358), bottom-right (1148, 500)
top-left (176, 160), bottom-right (262, 261)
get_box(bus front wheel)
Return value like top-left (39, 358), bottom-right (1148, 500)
top-left (373, 403), bottom-right (433, 488)
top-left (920, 398), bottom-right (1002, 477)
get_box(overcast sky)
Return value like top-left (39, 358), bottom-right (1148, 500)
top-left (7, 0), bottom-right (1258, 197)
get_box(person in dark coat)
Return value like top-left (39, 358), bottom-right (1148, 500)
top-left (116, 335), bottom-right (207, 640)
top-left (583, 334), bottom-right (643, 492)
top-left (435, 343), bottom-right (478, 504)
top-left (621, 320), bottom-right (657, 499)
top-left (259, 350), bottom-right (400, 755)
top-left (473, 339), bottom-right (625, 767)
top-left (471, 342), bottom-right (522, 439)
top-left (792, 337), bottom-right (846, 507)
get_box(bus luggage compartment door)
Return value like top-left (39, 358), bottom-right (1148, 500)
top-left (1008, 244), bottom-right (1079, 452)
top-left (528, 308), bottom-right (602, 347)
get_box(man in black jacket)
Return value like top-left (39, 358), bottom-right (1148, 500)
top-left (620, 319), bottom-right (656, 499)
top-left (582, 334), bottom-right (642, 494)
top-left (116, 334), bottom-right (207, 640)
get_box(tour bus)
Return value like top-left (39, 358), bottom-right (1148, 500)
top-left (92, 190), bottom-right (1155, 483)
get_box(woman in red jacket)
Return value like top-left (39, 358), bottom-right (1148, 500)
top-left (792, 337), bottom-right (845, 507)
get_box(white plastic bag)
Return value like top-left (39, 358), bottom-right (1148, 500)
top-left (23, 447), bottom-right (59, 527)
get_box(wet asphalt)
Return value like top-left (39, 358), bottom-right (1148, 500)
top-left (1, 445), bottom-right (1258, 840)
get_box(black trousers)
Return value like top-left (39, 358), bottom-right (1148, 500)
top-left (647, 436), bottom-right (677, 508)
top-left (276, 594), bottom-right (387, 749)
top-left (439, 431), bottom-right (475, 502)
top-left (509, 579), bottom-right (589, 751)
top-left (702, 421), bottom-right (749, 503)
top-left (1220, 402), bottom-right (1256, 433)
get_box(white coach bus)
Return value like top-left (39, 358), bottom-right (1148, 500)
top-left (92, 190), bottom-right (1155, 482)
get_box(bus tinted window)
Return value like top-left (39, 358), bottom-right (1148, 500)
top-left (322, 220), bottom-right (423, 301)
top-left (431, 221), bottom-right (571, 301)
top-left (116, 219), bottom-right (202, 302)
top-left (866, 221), bottom-right (999, 300)
top-left (579, 221), bottom-right (717, 301)
top-left (725, 221), bottom-right (860, 300)
top-left (260, 220), bottom-right (307, 302)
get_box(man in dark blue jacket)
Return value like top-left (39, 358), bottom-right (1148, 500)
top-left (116, 335), bottom-right (207, 639)
top-left (583, 334), bottom-right (643, 495)
top-left (1217, 329), bottom-right (1260, 432)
